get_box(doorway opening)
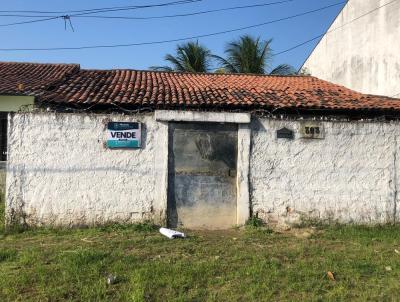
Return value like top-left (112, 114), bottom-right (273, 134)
top-left (167, 122), bottom-right (238, 230)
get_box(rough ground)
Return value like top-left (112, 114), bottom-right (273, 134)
top-left (1, 202), bottom-right (400, 301)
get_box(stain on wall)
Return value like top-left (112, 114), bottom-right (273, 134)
top-left (168, 123), bottom-right (238, 230)
top-left (303, 0), bottom-right (400, 97)
top-left (6, 112), bottom-right (159, 226)
top-left (8, 111), bottom-right (400, 228)
top-left (250, 117), bottom-right (400, 227)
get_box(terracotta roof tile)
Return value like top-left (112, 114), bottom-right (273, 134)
top-left (1, 62), bottom-right (399, 113)
top-left (0, 61), bottom-right (79, 95)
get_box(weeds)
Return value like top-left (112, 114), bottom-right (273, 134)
top-left (245, 216), bottom-right (264, 228)
top-left (0, 249), bottom-right (17, 262)
top-left (132, 220), bottom-right (158, 232)
top-left (1, 223), bottom-right (400, 301)
top-left (1, 203), bottom-right (400, 301)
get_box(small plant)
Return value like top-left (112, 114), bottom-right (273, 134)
top-left (132, 221), bottom-right (158, 233)
top-left (294, 215), bottom-right (338, 229)
top-left (4, 210), bottom-right (29, 234)
top-left (245, 216), bottom-right (265, 228)
top-left (0, 249), bottom-right (17, 262)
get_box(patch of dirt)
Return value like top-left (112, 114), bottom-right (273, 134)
top-left (283, 227), bottom-right (322, 239)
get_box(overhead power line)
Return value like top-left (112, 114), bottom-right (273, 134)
top-left (0, 0), bottom-right (200, 15)
top-left (0, 16), bottom-right (60, 27)
top-left (70, 0), bottom-right (201, 17)
top-left (71, 0), bottom-right (295, 20)
top-left (0, 0), bottom-right (202, 27)
top-left (0, 0), bottom-right (293, 20)
top-left (0, 1), bottom-right (346, 50)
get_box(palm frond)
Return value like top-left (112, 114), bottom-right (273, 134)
top-left (269, 64), bottom-right (297, 75)
top-left (165, 54), bottom-right (186, 72)
top-left (216, 35), bottom-right (274, 74)
top-left (211, 54), bottom-right (238, 73)
top-left (154, 41), bottom-right (212, 73)
top-left (258, 38), bottom-right (273, 72)
top-left (149, 66), bottom-right (174, 71)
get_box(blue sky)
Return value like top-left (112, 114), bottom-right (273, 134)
top-left (0, 0), bottom-right (346, 71)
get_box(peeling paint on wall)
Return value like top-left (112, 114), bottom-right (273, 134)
top-left (6, 112), bottom-right (158, 226)
top-left (250, 117), bottom-right (400, 226)
top-left (6, 112), bottom-right (400, 228)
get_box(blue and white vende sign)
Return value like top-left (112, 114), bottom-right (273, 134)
top-left (107, 122), bottom-right (141, 149)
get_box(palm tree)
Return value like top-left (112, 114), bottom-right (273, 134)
top-left (150, 41), bottom-right (212, 73)
top-left (213, 35), bottom-right (296, 75)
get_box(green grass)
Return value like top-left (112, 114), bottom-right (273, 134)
top-left (1, 210), bottom-right (400, 301)
top-left (0, 194), bottom-right (4, 234)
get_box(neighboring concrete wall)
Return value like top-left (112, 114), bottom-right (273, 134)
top-left (303, 0), bottom-right (400, 97)
top-left (250, 117), bottom-right (400, 226)
top-left (6, 112), bottom-right (160, 226)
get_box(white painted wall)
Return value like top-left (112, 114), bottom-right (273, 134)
top-left (7, 111), bottom-right (400, 227)
top-left (250, 118), bottom-right (400, 226)
top-left (5, 111), bottom-right (250, 228)
top-left (6, 112), bottom-right (163, 226)
top-left (303, 0), bottom-right (400, 97)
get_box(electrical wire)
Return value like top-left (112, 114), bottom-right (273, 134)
top-left (0, 0), bottom-right (200, 15)
top-left (0, 14), bottom-right (58, 18)
top-left (71, 0), bottom-right (295, 20)
top-left (0, 16), bottom-right (60, 27)
top-left (0, 1), bottom-right (346, 50)
top-left (70, 0), bottom-right (202, 17)
top-left (0, 0), bottom-right (202, 27)
top-left (0, 0), bottom-right (292, 20)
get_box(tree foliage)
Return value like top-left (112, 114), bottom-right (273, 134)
top-left (150, 41), bottom-right (212, 73)
top-left (213, 35), bottom-right (296, 75)
top-left (150, 36), bottom-right (297, 75)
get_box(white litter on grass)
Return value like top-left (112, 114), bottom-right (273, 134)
top-left (107, 274), bottom-right (117, 285)
top-left (159, 227), bottom-right (185, 239)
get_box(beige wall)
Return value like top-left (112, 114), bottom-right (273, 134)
top-left (0, 96), bottom-right (34, 199)
top-left (303, 0), bottom-right (400, 97)
top-left (0, 95), bottom-right (34, 112)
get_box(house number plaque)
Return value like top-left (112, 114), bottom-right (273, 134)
top-left (299, 122), bottom-right (325, 139)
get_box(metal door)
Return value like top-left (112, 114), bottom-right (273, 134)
top-left (168, 123), bottom-right (238, 230)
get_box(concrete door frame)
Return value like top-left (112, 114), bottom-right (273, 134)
top-left (154, 110), bottom-right (251, 226)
